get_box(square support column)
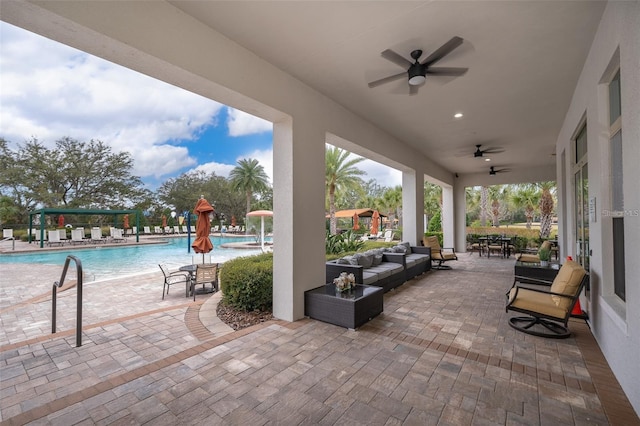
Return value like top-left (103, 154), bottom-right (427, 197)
top-left (402, 170), bottom-right (423, 245)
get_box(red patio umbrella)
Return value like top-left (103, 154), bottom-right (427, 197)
top-left (123, 214), bottom-right (130, 229)
top-left (231, 215), bottom-right (237, 227)
top-left (58, 215), bottom-right (64, 228)
top-left (161, 215), bottom-right (167, 228)
top-left (352, 212), bottom-right (360, 231)
top-left (192, 197), bottom-right (215, 254)
top-left (370, 210), bottom-right (380, 236)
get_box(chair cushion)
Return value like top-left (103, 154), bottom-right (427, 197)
top-left (362, 271), bottom-right (379, 285)
top-left (508, 288), bottom-right (568, 318)
top-left (406, 253), bottom-right (429, 264)
top-left (550, 260), bottom-right (586, 310)
top-left (516, 253), bottom-right (540, 263)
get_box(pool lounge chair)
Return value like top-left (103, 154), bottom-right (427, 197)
top-left (173, 225), bottom-right (180, 234)
top-left (47, 230), bottom-right (64, 247)
top-left (71, 228), bottom-right (87, 245)
top-left (164, 226), bottom-right (171, 234)
top-left (154, 226), bottom-right (162, 234)
top-left (143, 226), bottom-right (151, 235)
top-left (111, 228), bottom-right (126, 243)
top-left (90, 227), bottom-right (106, 244)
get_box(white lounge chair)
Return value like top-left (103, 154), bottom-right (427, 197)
top-left (143, 226), bottom-right (151, 235)
top-left (182, 226), bottom-right (189, 233)
top-left (173, 225), bottom-right (180, 234)
top-left (91, 227), bottom-right (106, 243)
top-left (47, 230), bottom-right (63, 246)
top-left (112, 228), bottom-right (126, 242)
top-left (383, 230), bottom-right (394, 242)
top-left (190, 225), bottom-right (196, 233)
top-left (2, 229), bottom-right (13, 239)
top-left (71, 228), bottom-right (87, 245)
top-left (131, 226), bottom-right (138, 236)
top-left (164, 226), bottom-right (171, 234)
top-left (154, 226), bottom-right (162, 234)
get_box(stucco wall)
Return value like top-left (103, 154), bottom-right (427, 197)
top-left (555, 1), bottom-right (640, 414)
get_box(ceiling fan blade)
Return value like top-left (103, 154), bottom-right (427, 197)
top-left (380, 49), bottom-right (412, 68)
top-left (409, 84), bottom-right (419, 96)
top-left (421, 36), bottom-right (464, 67)
top-left (368, 71), bottom-right (406, 88)
top-left (483, 147), bottom-right (506, 154)
top-left (426, 67), bottom-right (468, 76)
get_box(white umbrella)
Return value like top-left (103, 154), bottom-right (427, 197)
top-left (246, 210), bottom-right (273, 252)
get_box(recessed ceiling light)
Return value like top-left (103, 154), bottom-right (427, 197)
top-left (454, 113), bottom-right (463, 118)
top-left (485, 158), bottom-right (491, 162)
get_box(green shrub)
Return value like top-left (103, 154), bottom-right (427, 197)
top-left (428, 210), bottom-right (442, 232)
top-left (325, 230), bottom-right (365, 255)
top-left (219, 253), bottom-right (273, 311)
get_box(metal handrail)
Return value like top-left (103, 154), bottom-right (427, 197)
top-left (1, 237), bottom-right (15, 251)
top-left (52, 255), bottom-right (83, 347)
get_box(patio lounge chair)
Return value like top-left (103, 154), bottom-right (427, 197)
top-left (111, 228), bottom-right (126, 242)
top-left (71, 228), bottom-right (87, 245)
top-left (159, 264), bottom-right (190, 300)
top-left (383, 230), bottom-right (393, 242)
top-left (143, 226), bottom-right (151, 235)
top-left (422, 235), bottom-right (458, 269)
top-left (192, 263), bottom-right (218, 300)
top-left (47, 230), bottom-right (64, 247)
top-left (506, 259), bottom-right (588, 338)
top-left (90, 227), bottom-right (106, 244)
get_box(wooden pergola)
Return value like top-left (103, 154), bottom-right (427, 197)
top-left (28, 208), bottom-right (139, 248)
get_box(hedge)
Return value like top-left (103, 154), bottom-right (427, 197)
top-left (219, 253), bottom-right (273, 311)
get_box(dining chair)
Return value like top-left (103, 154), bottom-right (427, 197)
top-left (159, 264), bottom-right (190, 299)
top-left (192, 264), bottom-right (218, 300)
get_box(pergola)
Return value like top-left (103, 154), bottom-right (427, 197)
top-left (28, 208), bottom-right (140, 248)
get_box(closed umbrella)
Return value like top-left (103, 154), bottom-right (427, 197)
top-left (370, 210), bottom-right (380, 236)
top-left (58, 215), bottom-right (65, 228)
top-left (247, 210), bottom-right (273, 252)
top-left (123, 215), bottom-right (130, 229)
top-left (352, 212), bottom-right (360, 231)
top-left (161, 215), bottom-right (167, 228)
top-left (231, 215), bottom-right (237, 227)
top-left (192, 197), bottom-right (215, 256)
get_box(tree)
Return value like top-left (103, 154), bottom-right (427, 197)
top-left (424, 182), bottom-right (442, 227)
top-left (381, 186), bottom-right (402, 227)
top-left (538, 181), bottom-right (556, 238)
top-left (325, 146), bottom-right (365, 234)
top-left (229, 158), bottom-right (270, 216)
top-left (0, 137), bottom-right (147, 223)
top-left (479, 186), bottom-right (489, 226)
top-left (511, 184), bottom-right (540, 229)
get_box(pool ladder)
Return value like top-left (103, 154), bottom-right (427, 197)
top-left (52, 255), bottom-right (83, 347)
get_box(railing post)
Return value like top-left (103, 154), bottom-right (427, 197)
top-left (51, 255), bottom-right (83, 347)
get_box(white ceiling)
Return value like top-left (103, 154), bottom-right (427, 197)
top-left (170, 1), bottom-right (606, 176)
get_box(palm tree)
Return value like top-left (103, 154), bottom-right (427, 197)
top-left (382, 186), bottom-right (402, 226)
top-left (229, 158), bottom-right (270, 215)
top-left (538, 181), bottom-right (556, 238)
top-left (479, 186), bottom-right (489, 226)
top-left (511, 184), bottom-right (540, 229)
top-left (326, 146), bottom-right (365, 234)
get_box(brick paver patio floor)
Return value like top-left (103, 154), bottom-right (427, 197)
top-left (1, 250), bottom-right (638, 425)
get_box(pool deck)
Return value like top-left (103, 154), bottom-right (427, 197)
top-left (1, 250), bottom-right (638, 424)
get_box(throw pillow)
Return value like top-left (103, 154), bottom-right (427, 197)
top-left (393, 244), bottom-right (408, 253)
top-left (336, 257), bottom-right (350, 265)
top-left (373, 254), bottom-right (383, 266)
top-left (358, 253), bottom-right (374, 268)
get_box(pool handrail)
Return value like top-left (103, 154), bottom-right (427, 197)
top-left (52, 255), bottom-right (83, 347)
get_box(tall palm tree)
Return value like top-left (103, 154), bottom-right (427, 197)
top-left (326, 146), bottom-right (365, 234)
top-left (229, 158), bottom-right (270, 215)
top-left (479, 186), bottom-right (489, 227)
top-left (511, 184), bottom-right (540, 229)
top-left (538, 181), bottom-right (556, 238)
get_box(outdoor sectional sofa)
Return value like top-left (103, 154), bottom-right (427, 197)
top-left (326, 242), bottom-right (431, 293)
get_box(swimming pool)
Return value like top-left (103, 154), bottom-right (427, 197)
top-left (0, 236), bottom-right (266, 282)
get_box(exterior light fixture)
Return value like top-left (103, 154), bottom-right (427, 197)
top-left (454, 112), bottom-right (463, 118)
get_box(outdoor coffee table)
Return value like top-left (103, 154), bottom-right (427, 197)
top-left (304, 284), bottom-right (383, 329)
top-left (514, 261), bottom-right (560, 285)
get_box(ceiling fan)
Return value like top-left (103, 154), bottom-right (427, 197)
top-left (489, 166), bottom-right (511, 176)
top-left (474, 144), bottom-right (505, 159)
top-left (368, 36), bottom-right (469, 95)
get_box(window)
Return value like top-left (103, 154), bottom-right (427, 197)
top-left (609, 70), bottom-right (625, 301)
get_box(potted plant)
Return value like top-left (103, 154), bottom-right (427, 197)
top-left (538, 247), bottom-right (551, 267)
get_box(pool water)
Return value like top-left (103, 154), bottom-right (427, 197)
top-left (0, 236), bottom-right (265, 282)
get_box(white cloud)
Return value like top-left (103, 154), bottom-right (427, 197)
top-left (192, 161), bottom-right (236, 178)
top-left (358, 159), bottom-right (403, 188)
top-left (227, 108), bottom-right (272, 137)
top-left (0, 22), bottom-right (223, 179)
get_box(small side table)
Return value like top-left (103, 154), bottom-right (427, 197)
top-left (514, 262), bottom-right (560, 285)
top-left (305, 284), bottom-right (383, 329)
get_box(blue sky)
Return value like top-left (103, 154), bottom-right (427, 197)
top-left (0, 22), bottom-right (401, 189)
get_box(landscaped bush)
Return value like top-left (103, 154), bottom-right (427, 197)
top-left (423, 232), bottom-right (443, 246)
top-left (325, 230), bottom-right (365, 255)
top-left (219, 253), bottom-right (273, 311)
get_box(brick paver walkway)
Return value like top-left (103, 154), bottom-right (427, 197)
top-left (1, 252), bottom-right (638, 425)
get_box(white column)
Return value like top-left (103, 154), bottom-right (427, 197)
top-left (453, 182), bottom-right (467, 252)
top-left (442, 185), bottom-right (455, 249)
top-left (402, 170), bottom-right (423, 245)
top-left (272, 117), bottom-right (326, 321)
